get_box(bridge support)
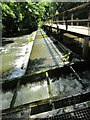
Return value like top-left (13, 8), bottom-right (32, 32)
top-left (71, 14), bottom-right (73, 26)
top-left (82, 37), bottom-right (89, 58)
top-left (57, 25), bottom-right (59, 40)
top-left (76, 18), bottom-right (79, 26)
top-left (60, 30), bottom-right (63, 43)
top-left (63, 16), bottom-right (65, 25)
top-left (87, 6), bottom-right (90, 27)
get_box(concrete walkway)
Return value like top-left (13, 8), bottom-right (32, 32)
top-left (26, 29), bottom-right (67, 75)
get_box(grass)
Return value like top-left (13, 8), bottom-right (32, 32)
top-left (26, 34), bottom-right (33, 45)
top-left (29, 35), bottom-right (33, 42)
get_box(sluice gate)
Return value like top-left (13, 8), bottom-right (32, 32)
top-left (1, 59), bottom-right (90, 119)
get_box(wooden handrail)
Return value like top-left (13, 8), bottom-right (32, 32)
top-left (48, 2), bottom-right (90, 20)
top-left (51, 19), bottom-right (90, 23)
top-left (59, 2), bottom-right (90, 16)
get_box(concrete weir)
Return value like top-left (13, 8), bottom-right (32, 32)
top-left (1, 29), bottom-right (90, 119)
top-left (1, 31), bottom-right (37, 81)
top-left (1, 31), bottom-right (37, 110)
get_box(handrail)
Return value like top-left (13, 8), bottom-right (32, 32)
top-left (48, 2), bottom-right (90, 20)
top-left (50, 19), bottom-right (90, 23)
top-left (44, 2), bottom-right (90, 29)
top-left (59, 2), bottom-right (90, 16)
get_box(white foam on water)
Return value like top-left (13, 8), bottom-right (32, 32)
top-left (0, 47), bottom-right (8, 54)
top-left (0, 90), bottom-right (13, 110)
top-left (14, 80), bottom-right (49, 107)
top-left (4, 31), bottom-right (37, 80)
top-left (51, 75), bottom-right (84, 97)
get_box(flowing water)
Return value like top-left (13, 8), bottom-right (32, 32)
top-left (1, 33), bottom-right (35, 81)
top-left (1, 30), bottom-right (90, 114)
top-left (50, 71), bottom-right (90, 98)
top-left (14, 80), bottom-right (49, 107)
top-left (0, 90), bottom-right (14, 110)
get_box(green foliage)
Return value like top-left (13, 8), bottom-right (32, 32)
top-left (2, 2), bottom-right (58, 36)
top-left (29, 35), bottom-right (33, 42)
top-left (2, 2), bottom-right (84, 37)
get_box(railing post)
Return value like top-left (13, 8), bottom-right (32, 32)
top-left (65, 11), bottom-right (68, 30)
top-left (82, 37), bottom-right (89, 58)
top-left (57, 24), bottom-right (59, 40)
top-left (87, 8), bottom-right (90, 27)
top-left (51, 27), bottom-right (52, 33)
top-left (63, 16), bottom-right (65, 25)
top-left (60, 30), bottom-right (63, 43)
top-left (71, 14), bottom-right (73, 26)
top-left (76, 18), bottom-right (79, 26)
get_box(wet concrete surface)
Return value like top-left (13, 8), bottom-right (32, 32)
top-left (26, 29), bottom-right (65, 75)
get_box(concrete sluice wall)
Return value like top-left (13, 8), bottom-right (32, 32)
top-left (1, 61), bottom-right (90, 116)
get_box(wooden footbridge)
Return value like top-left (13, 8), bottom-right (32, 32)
top-left (43, 2), bottom-right (90, 59)
top-left (1, 2), bottom-right (90, 120)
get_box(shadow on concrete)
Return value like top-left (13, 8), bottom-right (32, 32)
top-left (26, 58), bottom-right (47, 74)
top-left (40, 31), bottom-right (60, 67)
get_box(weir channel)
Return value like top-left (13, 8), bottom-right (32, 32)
top-left (1, 29), bottom-right (90, 119)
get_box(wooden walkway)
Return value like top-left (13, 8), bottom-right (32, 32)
top-left (43, 24), bottom-right (90, 58)
top-left (46, 24), bottom-right (90, 37)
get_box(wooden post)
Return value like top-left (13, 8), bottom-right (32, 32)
top-left (49, 27), bottom-right (51, 33)
top-left (87, 10), bottom-right (90, 27)
top-left (65, 19), bottom-right (68, 30)
top-left (82, 37), bottom-right (89, 58)
top-left (51, 27), bottom-right (52, 33)
top-left (76, 18), bottom-right (79, 26)
top-left (60, 30), bottom-right (63, 43)
top-left (65, 11), bottom-right (68, 30)
top-left (63, 16), bottom-right (65, 25)
top-left (57, 24), bottom-right (58, 33)
top-left (71, 14), bottom-right (73, 26)
top-left (57, 25), bottom-right (59, 40)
